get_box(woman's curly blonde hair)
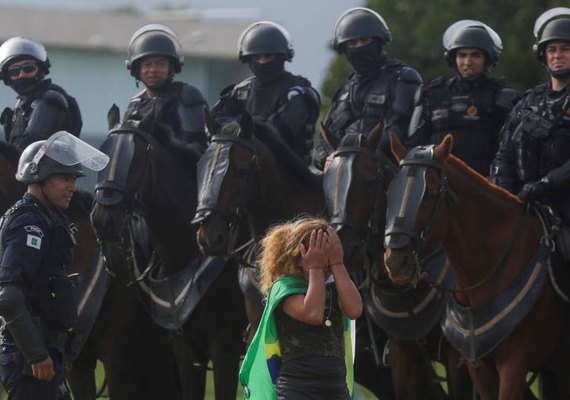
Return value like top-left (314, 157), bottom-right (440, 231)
top-left (258, 216), bottom-right (330, 296)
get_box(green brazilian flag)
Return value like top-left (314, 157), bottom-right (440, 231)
top-left (239, 275), bottom-right (354, 400)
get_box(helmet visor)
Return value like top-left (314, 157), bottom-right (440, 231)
top-left (443, 19), bottom-right (502, 51)
top-left (534, 7), bottom-right (570, 38)
top-left (40, 131), bottom-right (109, 171)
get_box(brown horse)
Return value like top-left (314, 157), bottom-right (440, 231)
top-left (322, 125), bottom-right (472, 399)
top-left (90, 109), bottom-right (246, 400)
top-left (384, 134), bottom-right (570, 400)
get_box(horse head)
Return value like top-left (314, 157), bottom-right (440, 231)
top-left (383, 134), bottom-right (455, 286)
top-left (193, 110), bottom-right (256, 256)
top-left (322, 122), bottom-right (393, 273)
top-left (91, 105), bottom-right (201, 250)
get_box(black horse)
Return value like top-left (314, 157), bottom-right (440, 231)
top-left (193, 112), bottom-right (396, 398)
top-left (321, 124), bottom-right (473, 399)
top-left (90, 107), bottom-right (246, 400)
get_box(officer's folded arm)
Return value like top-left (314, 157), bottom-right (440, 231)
top-left (0, 284), bottom-right (49, 363)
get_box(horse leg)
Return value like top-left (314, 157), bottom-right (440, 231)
top-left (467, 359), bottom-right (499, 400)
top-left (496, 362), bottom-right (529, 400)
top-left (353, 319), bottom-right (394, 399)
top-left (173, 334), bottom-right (207, 400)
top-left (244, 297), bottom-right (262, 348)
top-left (442, 341), bottom-right (473, 399)
top-left (67, 352), bottom-right (97, 400)
top-left (389, 338), bottom-right (447, 400)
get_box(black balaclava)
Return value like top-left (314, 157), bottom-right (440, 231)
top-left (345, 39), bottom-right (384, 76)
top-left (10, 75), bottom-right (43, 96)
top-left (249, 55), bottom-right (285, 83)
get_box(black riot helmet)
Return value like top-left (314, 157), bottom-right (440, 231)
top-left (0, 37), bottom-right (50, 84)
top-left (443, 20), bottom-right (503, 67)
top-left (238, 21), bottom-right (294, 62)
top-left (16, 131), bottom-right (109, 184)
top-left (332, 7), bottom-right (391, 54)
top-left (126, 24), bottom-right (184, 78)
top-left (533, 7), bottom-right (570, 64)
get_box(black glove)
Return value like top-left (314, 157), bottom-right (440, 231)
top-left (517, 177), bottom-right (551, 201)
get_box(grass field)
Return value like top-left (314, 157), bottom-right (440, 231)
top-left (0, 360), bottom-right (539, 399)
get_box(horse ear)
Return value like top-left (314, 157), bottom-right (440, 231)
top-left (204, 108), bottom-right (220, 137)
top-left (390, 133), bottom-right (407, 162)
top-left (240, 111), bottom-right (253, 140)
top-left (434, 134), bottom-right (453, 161)
top-left (367, 121), bottom-right (384, 151)
top-left (108, 104), bottom-right (120, 130)
top-left (320, 123), bottom-right (339, 150)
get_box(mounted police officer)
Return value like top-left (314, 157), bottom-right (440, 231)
top-left (314, 7), bottom-right (422, 169)
top-left (492, 8), bottom-right (570, 224)
top-left (211, 21), bottom-right (320, 164)
top-left (407, 20), bottom-right (518, 177)
top-left (0, 131), bottom-right (108, 399)
top-left (0, 37), bottom-right (82, 151)
top-left (124, 24), bottom-right (207, 152)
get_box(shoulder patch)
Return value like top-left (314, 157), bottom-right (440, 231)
top-left (24, 225), bottom-right (44, 237)
top-left (26, 234), bottom-right (42, 250)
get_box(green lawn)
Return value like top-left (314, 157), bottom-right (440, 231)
top-left (0, 360), bottom-right (538, 399)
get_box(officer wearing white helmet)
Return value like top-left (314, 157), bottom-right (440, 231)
top-left (0, 132), bottom-right (108, 399)
top-left (408, 20), bottom-right (518, 176)
top-left (0, 37), bottom-right (82, 151)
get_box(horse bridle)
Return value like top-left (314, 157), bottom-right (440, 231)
top-left (193, 132), bottom-right (257, 257)
top-left (95, 127), bottom-right (157, 284)
top-left (327, 144), bottom-right (386, 235)
top-left (385, 146), bottom-right (528, 293)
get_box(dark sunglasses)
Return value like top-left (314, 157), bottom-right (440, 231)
top-left (7, 62), bottom-right (38, 77)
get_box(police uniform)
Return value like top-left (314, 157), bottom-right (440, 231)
top-left (314, 58), bottom-right (422, 167)
top-left (123, 81), bottom-right (208, 152)
top-left (494, 85), bottom-right (570, 213)
top-left (2, 79), bottom-right (82, 151)
top-left (408, 75), bottom-right (517, 176)
top-left (211, 71), bottom-right (320, 163)
top-left (492, 83), bottom-right (570, 222)
top-left (0, 193), bottom-right (77, 399)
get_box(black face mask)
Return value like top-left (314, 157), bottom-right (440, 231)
top-left (10, 76), bottom-right (42, 95)
top-left (249, 56), bottom-right (285, 83)
top-left (345, 40), bottom-right (384, 76)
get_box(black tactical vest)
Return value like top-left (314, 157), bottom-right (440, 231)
top-left (9, 80), bottom-right (82, 145)
top-left (425, 76), bottom-right (506, 175)
top-left (325, 60), bottom-right (404, 135)
top-left (0, 201), bottom-right (77, 330)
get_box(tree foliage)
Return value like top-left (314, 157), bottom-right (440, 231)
top-left (320, 0), bottom-right (568, 114)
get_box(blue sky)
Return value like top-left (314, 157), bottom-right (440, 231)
top-left (0, 0), bottom-right (363, 87)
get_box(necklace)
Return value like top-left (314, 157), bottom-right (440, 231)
top-left (324, 285), bottom-right (332, 327)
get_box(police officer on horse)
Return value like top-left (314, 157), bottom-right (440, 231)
top-left (407, 20), bottom-right (517, 176)
top-left (211, 21), bottom-right (320, 164)
top-left (0, 37), bottom-right (82, 151)
top-left (0, 131), bottom-right (108, 399)
top-left (124, 24), bottom-right (208, 152)
top-left (314, 7), bottom-right (422, 169)
top-left (492, 7), bottom-right (570, 224)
